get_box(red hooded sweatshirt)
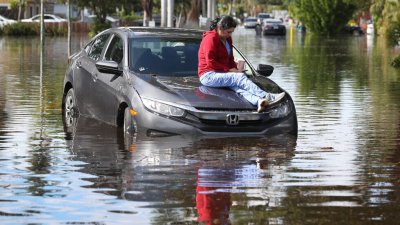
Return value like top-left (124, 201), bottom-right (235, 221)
top-left (198, 29), bottom-right (237, 78)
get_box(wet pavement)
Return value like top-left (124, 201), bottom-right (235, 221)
top-left (1, 27), bottom-right (400, 224)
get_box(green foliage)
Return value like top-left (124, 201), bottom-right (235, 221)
top-left (9, 0), bottom-right (20, 10)
top-left (1, 22), bottom-right (39, 35)
top-left (386, 21), bottom-right (400, 46)
top-left (292, 0), bottom-right (357, 35)
top-left (371, 0), bottom-right (400, 36)
top-left (73, 0), bottom-right (125, 34)
top-left (89, 20), bottom-right (111, 37)
top-left (0, 22), bottom-right (68, 36)
top-left (391, 54), bottom-right (400, 68)
top-left (121, 14), bottom-right (142, 22)
top-left (46, 26), bottom-right (67, 36)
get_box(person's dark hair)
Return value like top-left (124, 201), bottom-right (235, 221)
top-left (209, 15), bottom-right (237, 31)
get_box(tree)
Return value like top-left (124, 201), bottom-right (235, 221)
top-left (371, 0), bottom-right (400, 34)
top-left (186, 0), bottom-right (201, 27)
top-left (72, 0), bottom-right (122, 24)
top-left (290, 0), bottom-right (357, 35)
top-left (141, 0), bottom-right (153, 26)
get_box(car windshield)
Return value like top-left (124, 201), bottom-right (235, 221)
top-left (258, 14), bottom-right (270, 19)
top-left (129, 37), bottom-right (200, 77)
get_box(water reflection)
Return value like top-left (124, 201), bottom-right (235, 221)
top-left (63, 115), bottom-right (296, 223)
top-left (1, 29), bottom-right (400, 224)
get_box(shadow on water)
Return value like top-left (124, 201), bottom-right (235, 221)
top-left (63, 115), bottom-right (297, 224)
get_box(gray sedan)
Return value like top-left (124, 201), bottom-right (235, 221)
top-left (62, 27), bottom-right (297, 137)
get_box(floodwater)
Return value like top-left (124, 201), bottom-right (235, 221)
top-left (1, 26), bottom-right (400, 224)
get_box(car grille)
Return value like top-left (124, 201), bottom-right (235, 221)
top-left (194, 107), bottom-right (254, 112)
top-left (181, 111), bottom-right (279, 132)
top-left (199, 118), bottom-right (261, 126)
top-left (197, 119), bottom-right (274, 132)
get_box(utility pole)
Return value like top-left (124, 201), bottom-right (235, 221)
top-left (67, 0), bottom-right (71, 58)
top-left (40, 0), bottom-right (44, 49)
top-left (40, 0), bottom-right (45, 140)
top-left (167, 0), bottom-right (174, 27)
top-left (18, 0), bottom-right (24, 21)
top-left (161, 0), bottom-right (167, 27)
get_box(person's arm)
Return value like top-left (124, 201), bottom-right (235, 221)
top-left (204, 36), bottom-right (229, 72)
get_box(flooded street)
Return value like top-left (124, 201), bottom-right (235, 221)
top-left (1, 26), bottom-right (400, 224)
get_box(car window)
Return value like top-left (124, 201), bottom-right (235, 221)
top-left (83, 40), bottom-right (93, 53)
top-left (104, 35), bottom-right (123, 64)
top-left (87, 34), bottom-right (110, 61)
top-left (129, 37), bottom-right (200, 76)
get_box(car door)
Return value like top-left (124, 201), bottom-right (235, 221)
top-left (91, 34), bottom-right (125, 125)
top-left (73, 33), bottom-right (111, 117)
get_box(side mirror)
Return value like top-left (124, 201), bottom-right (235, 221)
top-left (96, 60), bottom-right (122, 75)
top-left (256, 64), bottom-right (274, 77)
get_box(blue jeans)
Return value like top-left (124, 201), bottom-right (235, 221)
top-left (200, 71), bottom-right (267, 105)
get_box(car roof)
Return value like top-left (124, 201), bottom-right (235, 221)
top-left (264, 18), bottom-right (282, 23)
top-left (102, 27), bottom-right (204, 38)
top-left (258, 13), bottom-right (270, 16)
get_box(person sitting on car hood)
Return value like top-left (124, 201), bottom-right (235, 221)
top-left (198, 15), bottom-right (285, 113)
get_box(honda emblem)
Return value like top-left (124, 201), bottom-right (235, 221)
top-left (226, 114), bottom-right (239, 125)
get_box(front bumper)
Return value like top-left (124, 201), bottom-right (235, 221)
top-left (135, 99), bottom-right (298, 137)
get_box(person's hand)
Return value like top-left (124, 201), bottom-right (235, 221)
top-left (229, 68), bottom-right (243, 72)
top-left (236, 59), bottom-right (245, 71)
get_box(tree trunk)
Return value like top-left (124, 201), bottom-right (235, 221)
top-left (187, 0), bottom-right (201, 27)
top-left (18, 0), bottom-right (24, 21)
top-left (141, 0), bottom-right (153, 26)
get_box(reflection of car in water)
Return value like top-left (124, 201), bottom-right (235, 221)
top-left (62, 27), bottom-right (297, 138)
top-left (63, 115), bottom-right (297, 223)
top-left (194, 136), bottom-right (296, 224)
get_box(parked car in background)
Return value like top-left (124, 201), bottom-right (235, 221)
top-left (243, 17), bottom-right (257, 28)
top-left (0, 15), bottom-right (16, 27)
top-left (261, 18), bottom-right (286, 35)
top-left (62, 27), bottom-right (297, 137)
top-left (86, 15), bottom-right (120, 27)
top-left (256, 13), bottom-right (271, 25)
top-left (21, 14), bottom-right (67, 23)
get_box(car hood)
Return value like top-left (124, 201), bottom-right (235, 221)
top-left (135, 75), bottom-right (255, 110)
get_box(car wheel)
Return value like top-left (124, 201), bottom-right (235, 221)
top-left (63, 88), bottom-right (79, 133)
top-left (123, 107), bottom-right (137, 135)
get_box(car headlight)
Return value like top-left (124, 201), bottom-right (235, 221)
top-left (269, 101), bottom-right (291, 119)
top-left (142, 98), bottom-right (185, 117)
